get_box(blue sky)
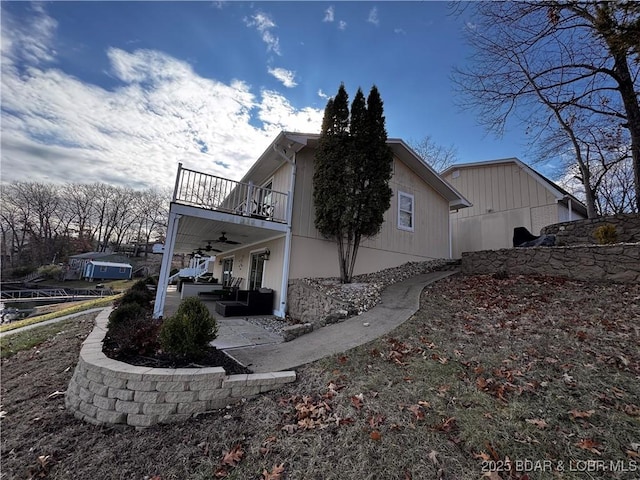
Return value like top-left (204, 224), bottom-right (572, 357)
top-left (1, 1), bottom-right (537, 191)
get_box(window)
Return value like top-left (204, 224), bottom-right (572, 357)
top-left (248, 252), bottom-right (266, 291)
top-left (119, 267), bottom-right (126, 273)
top-left (398, 192), bottom-right (414, 232)
top-left (99, 266), bottom-right (107, 272)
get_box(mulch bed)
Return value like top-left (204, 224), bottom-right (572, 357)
top-left (102, 341), bottom-right (252, 374)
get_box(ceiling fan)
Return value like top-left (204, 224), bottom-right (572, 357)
top-left (212, 232), bottom-right (241, 245)
top-left (203, 241), bottom-right (222, 253)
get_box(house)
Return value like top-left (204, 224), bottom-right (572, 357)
top-left (153, 131), bottom-right (470, 318)
top-left (83, 261), bottom-right (133, 281)
top-left (441, 158), bottom-right (588, 257)
top-left (66, 252), bottom-right (132, 280)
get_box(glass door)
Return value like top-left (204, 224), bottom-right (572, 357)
top-left (222, 257), bottom-right (234, 286)
top-left (248, 252), bottom-right (265, 290)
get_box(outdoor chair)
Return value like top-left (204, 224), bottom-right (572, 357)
top-left (198, 277), bottom-right (242, 301)
top-left (214, 288), bottom-right (274, 317)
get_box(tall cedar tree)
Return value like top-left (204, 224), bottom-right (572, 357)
top-left (313, 84), bottom-right (393, 283)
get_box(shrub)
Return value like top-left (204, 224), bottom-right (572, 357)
top-left (105, 280), bottom-right (162, 356)
top-left (10, 265), bottom-right (36, 279)
top-left (106, 316), bottom-right (161, 356)
top-left (116, 280), bottom-right (155, 307)
top-left (37, 264), bottom-right (63, 280)
top-left (160, 297), bottom-right (218, 360)
top-left (129, 278), bottom-right (156, 295)
top-left (594, 224), bottom-right (618, 245)
top-left (107, 302), bottom-right (148, 330)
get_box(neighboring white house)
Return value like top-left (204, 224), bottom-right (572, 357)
top-left (441, 158), bottom-right (588, 258)
top-left (153, 131), bottom-right (470, 318)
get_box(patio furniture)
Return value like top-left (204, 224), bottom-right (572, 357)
top-left (214, 288), bottom-right (274, 317)
top-left (198, 277), bottom-right (242, 301)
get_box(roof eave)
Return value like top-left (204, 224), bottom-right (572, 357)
top-left (387, 139), bottom-right (471, 210)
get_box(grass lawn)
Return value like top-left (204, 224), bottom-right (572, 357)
top-left (0, 274), bottom-right (638, 479)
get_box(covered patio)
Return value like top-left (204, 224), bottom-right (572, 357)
top-left (154, 156), bottom-right (296, 319)
top-left (161, 285), bottom-right (284, 352)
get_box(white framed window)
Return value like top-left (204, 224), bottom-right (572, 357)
top-left (398, 191), bottom-right (414, 232)
top-left (99, 266), bottom-right (108, 272)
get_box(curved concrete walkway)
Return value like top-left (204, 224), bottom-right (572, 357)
top-left (225, 270), bottom-right (457, 372)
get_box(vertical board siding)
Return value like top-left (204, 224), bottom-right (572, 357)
top-left (444, 160), bottom-right (566, 257)
top-left (292, 150), bottom-right (450, 260)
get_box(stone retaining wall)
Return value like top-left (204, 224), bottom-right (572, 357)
top-left (65, 309), bottom-right (296, 428)
top-left (461, 243), bottom-right (639, 283)
top-left (287, 280), bottom-right (354, 328)
top-left (541, 213), bottom-right (640, 245)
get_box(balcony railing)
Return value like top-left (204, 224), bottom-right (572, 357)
top-left (172, 164), bottom-right (289, 224)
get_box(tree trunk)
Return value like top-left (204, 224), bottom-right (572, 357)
top-left (611, 51), bottom-right (640, 212)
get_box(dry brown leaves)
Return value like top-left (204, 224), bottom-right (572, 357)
top-left (214, 444), bottom-right (245, 477)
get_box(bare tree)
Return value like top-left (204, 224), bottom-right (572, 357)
top-left (453, 1), bottom-right (640, 214)
top-left (0, 183), bottom-right (31, 268)
top-left (409, 135), bottom-right (458, 173)
top-left (1, 181), bottom-right (171, 270)
top-left (131, 188), bottom-right (169, 258)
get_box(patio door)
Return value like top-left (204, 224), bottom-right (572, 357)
top-left (248, 252), bottom-right (265, 291)
top-left (222, 258), bottom-right (233, 286)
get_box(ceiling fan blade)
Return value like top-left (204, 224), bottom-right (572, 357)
top-left (224, 240), bottom-right (241, 245)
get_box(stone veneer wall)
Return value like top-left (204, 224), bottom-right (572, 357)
top-left (287, 280), bottom-right (354, 327)
top-left (461, 243), bottom-right (639, 283)
top-left (65, 309), bottom-right (296, 428)
top-left (541, 213), bottom-right (640, 246)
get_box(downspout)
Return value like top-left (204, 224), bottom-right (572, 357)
top-left (448, 209), bottom-right (453, 259)
top-left (273, 143), bottom-right (296, 318)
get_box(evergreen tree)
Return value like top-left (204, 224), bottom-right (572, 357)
top-left (313, 84), bottom-right (393, 283)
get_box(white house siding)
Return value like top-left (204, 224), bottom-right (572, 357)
top-left (288, 150), bottom-right (451, 279)
top-left (444, 161), bottom-right (562, 257)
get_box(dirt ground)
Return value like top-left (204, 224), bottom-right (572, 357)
top-left (1, 274), bottom-right (639, 480)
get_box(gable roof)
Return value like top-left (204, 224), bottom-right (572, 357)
top-left (441, 158), bottom-right (588, 217)
top-left (70, 252), bottom-right (118, 260)
top-left (255, 131), bottom-right (471, 211)
top-left (87, 261), bottom-right (132, 269)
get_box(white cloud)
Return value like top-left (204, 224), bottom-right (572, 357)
top-left (338, 20), bottom-right (347, 31)
top-left (268, 67), bottom-right (297, 88)
top-left (2, 2), bottom-right (58, 65)
top-left (317, 89), bottom-right (329, 99)
top-left (257, 90), bottom-right (324, 136)
top-left (367, 7), bottom-right (379, 26)
top-left (1, 8), bottom-right (323, 191)
top-left (394, 28), bottom-right (406, 35)
top-left (323, 6), bottom-right (334, 23)
top-left (244, 11), bottom-right (281, 56)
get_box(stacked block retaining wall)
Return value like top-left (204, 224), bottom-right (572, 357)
top-left (65, 309), bottom-right (296, 427)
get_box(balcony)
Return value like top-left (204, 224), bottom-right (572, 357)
top-left (172, 164), bottom-right (289, 224)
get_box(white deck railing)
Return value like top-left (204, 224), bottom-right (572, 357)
top-left (172, 164), bottom-right (289, 224)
